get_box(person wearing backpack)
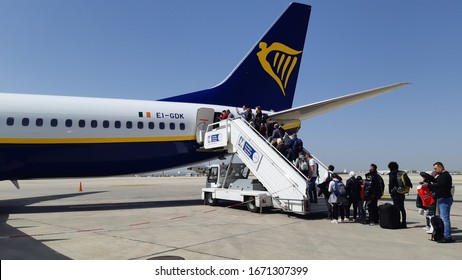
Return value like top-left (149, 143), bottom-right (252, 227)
top-left (318, 165), bottom-right (335, 220)
top-left (295, 152), bottom-right (310, 177)
top-left (270, 123), bottom-right (284, 143)
top-left (328, 173), bottom-right (348, 223)
top-left (422, 162), bottom-right (454, 243)
top-left (388, 161), bottom-right (408, 228)
top-left (287, 133), bottom-right (302, 162)
top-left (295, 152), bottom-right (311, 201)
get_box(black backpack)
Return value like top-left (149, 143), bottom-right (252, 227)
top-left (325, 171), bottom-right (333, 184)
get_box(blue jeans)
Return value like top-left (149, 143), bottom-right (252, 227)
top-left (308, 177), bottom-right (318, 202)
top-left (438, 197), bottom-right (453, 240)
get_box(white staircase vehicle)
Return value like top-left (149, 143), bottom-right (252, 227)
top-left (204, 118), bottom-right (327, 214)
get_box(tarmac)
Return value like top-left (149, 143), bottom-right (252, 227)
top-left (0, 174), bottom-right (461, 260)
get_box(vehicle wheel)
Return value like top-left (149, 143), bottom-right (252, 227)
top-left (205, 192), bottom-right (217, 206)
top-left (246, 197), bottom-right (259, 213)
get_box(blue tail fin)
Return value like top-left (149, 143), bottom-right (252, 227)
top-left (160, 3), bottom-right (311, 112)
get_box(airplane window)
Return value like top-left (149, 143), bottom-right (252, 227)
top-left (180, 123), bottom-right (185, 130)
top-left (65, 119), bottom-right (73, 127)
top-left (137, 121), bottom-right (144, 129)
top-left (148, 122), bottom-right (154, 129)
top-left (103, 120), bottom-right (110, 128)
top-left (22, 118), bottom-right (30, 126)
top-left (79, 120), bottom-right (86, 128)
top-left (36, 118), bottom-right (43, 127)
top-left (159, 122), bottom-right (165, 130)
top-left (91, 120), bottom-right (98, 128)
top-left (169, 123), bottom-right (175, 130)
top-left (114, 121), bottom-right (121, 129)
top-left (6, 117), bottom-right (14, 126)
top-left (126, 121), bottom-right (133, 129)
top-left (50, 119), bottom-right (58, 127)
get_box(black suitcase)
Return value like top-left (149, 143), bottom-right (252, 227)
top-left (379, 203), bottom-right (401, 229)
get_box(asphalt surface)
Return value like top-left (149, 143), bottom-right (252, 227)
top-left (1, 175), bottom-right (461, 260)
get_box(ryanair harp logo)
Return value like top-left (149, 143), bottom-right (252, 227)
top-left (257, 42), bottom-right (302, 96)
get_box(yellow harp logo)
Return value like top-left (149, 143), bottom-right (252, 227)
top-left (257, 42), bottom-right (302, 96)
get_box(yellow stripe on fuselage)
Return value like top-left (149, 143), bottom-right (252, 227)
top-left (0, 135), bottom-right (196, 144)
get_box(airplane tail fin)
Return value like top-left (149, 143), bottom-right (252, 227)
top-left (160, 3), bottom-right (311, 112)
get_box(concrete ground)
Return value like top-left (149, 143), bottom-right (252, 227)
top-left (0, 174), bottom-right (461, 260)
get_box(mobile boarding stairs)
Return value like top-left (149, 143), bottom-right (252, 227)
top-left (202, 118), bottom-right (329, 215)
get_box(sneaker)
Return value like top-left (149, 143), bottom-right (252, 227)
top-left (426, 229), bottom-right (434, 234)
top-left (331, 219), bottom-right (338, 224)
top-left (339, 219), bottom-right (344, 223)
top-left (437, 238), bottom-right (455, 243)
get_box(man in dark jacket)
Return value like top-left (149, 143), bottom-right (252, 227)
top-left (388, 161), bottom-right (407, 228)
top-left (364, 163), bottom-right (384, 225)
top-left (423, 162), bottom-right (454, 243)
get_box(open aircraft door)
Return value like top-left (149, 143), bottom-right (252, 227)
top-left (195, 108), bottom-right (215, 145)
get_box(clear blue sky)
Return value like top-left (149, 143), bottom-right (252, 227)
top-left (1, 0), bottom-right (461, 172)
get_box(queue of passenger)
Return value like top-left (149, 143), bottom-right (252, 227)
top-left (319, 161), bottom-right (455, 244)
top-left (217, 106), bottom-right (456, 244)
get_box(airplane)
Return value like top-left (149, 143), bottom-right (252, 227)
top-left (186, 165), bottom-right (209, 175)
top-left (0, 3), bottom-right (408, 188)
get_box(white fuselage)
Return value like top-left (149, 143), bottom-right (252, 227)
top-left (0, 93), bottom-right (234, 180)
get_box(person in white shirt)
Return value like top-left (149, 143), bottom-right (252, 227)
top-left (306, 153), bottom-right (318, 203)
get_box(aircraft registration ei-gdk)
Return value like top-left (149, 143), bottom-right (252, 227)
top-left (0, 3), bottom-right (408, 188)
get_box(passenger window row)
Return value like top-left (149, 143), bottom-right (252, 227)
top-left (4, 117), bottom-right (186, 131)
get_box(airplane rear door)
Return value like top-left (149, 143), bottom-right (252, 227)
top-left (195, 108), bottom-right (215, 145)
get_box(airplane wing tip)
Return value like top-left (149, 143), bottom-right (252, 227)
top-left (397, 82), bottom-right (411, 87)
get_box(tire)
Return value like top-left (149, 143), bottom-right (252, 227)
top-left (205, 192), bottom-right (217, 206)
top-left (246, 197), bottom-right (259, 213)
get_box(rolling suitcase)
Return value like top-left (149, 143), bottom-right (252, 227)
top-left (378, 203), bottom-right (401, 229)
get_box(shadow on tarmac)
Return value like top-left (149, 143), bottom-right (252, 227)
top-left (0, 221), bottom-right (71, 260)
top-left (0, 193), bottom-right (204, 260)
top-left (0, 198), bottom-right (204, 214)
top-left (0, 191), bottom-right (107, 208)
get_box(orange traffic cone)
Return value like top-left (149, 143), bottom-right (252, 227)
top-left (78, 182), bottom-right (83, 192)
